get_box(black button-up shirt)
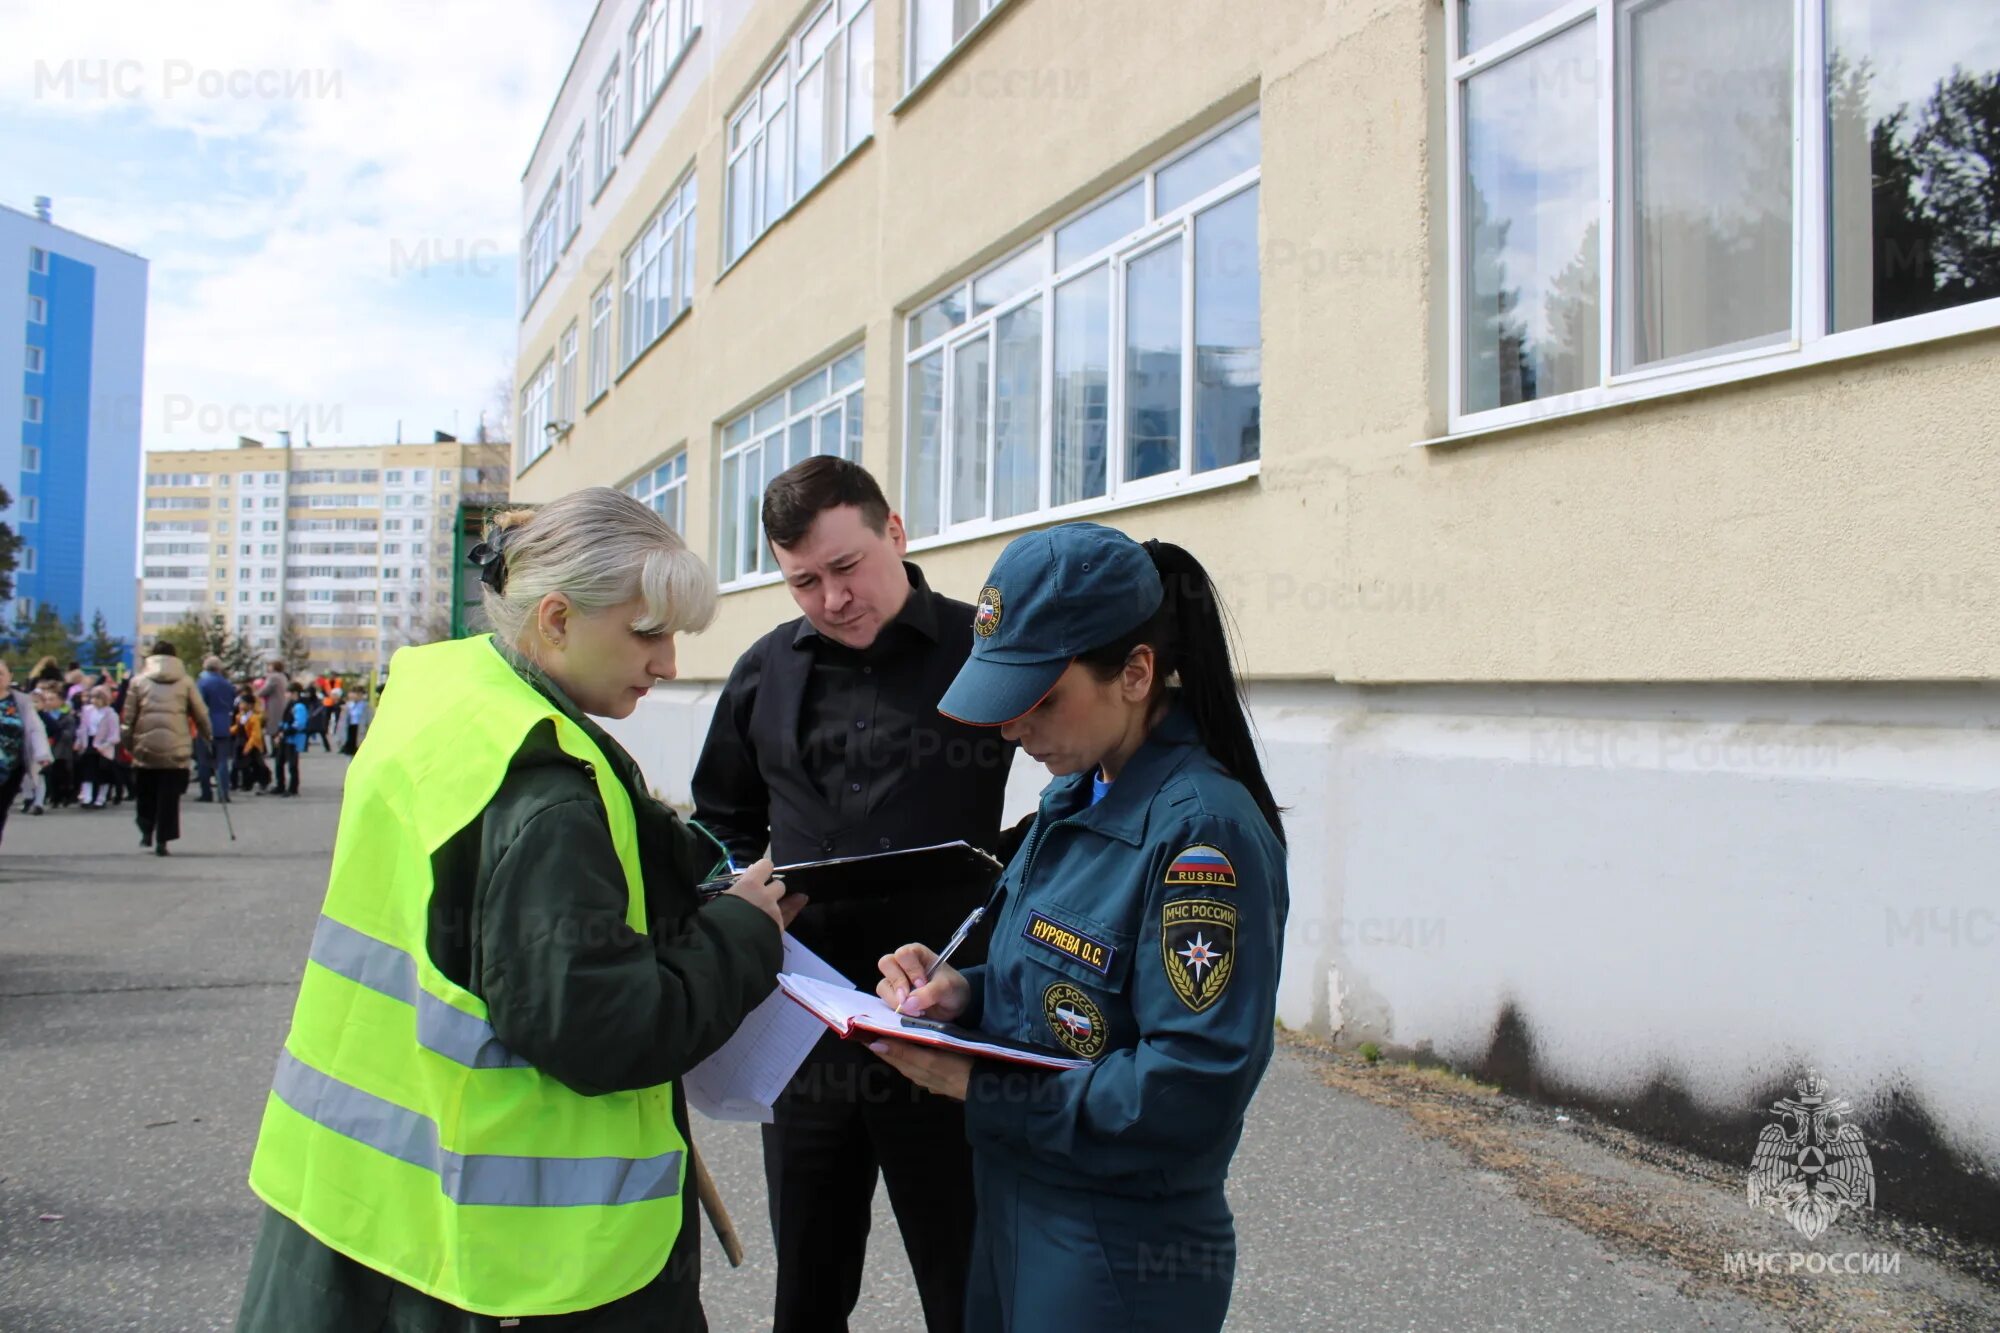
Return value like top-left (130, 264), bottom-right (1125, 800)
top-left (692, 563), bottom-right (1016, 985)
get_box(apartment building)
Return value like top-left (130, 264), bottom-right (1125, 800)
top-left (138, 436), bottom-right (508, 676)
top-left (3, 196), bottom-right (147, 651)
top-left (515, 0), bottom-right (2000, 1227)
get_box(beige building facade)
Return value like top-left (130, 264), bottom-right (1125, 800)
top-left (517, 0), bottom-right (2000, 1224)
top-left (139, 436), bottom-right (508, 676)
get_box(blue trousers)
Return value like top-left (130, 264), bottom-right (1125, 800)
top-left (964, 1154), bottom-right (1236, 1332)
top-left (196, 735), bottom-right (235, 798)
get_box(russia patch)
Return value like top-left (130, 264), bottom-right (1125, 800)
top-left (1164, 843), bottom-right (1237, 891)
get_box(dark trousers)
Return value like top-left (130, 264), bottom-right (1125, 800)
top-left (237, 746), bottom-right (270, 791)
top-left (964, 1156), bottom-right (1236, 1333)
top-left (0, 769), bottom-right (22, 845)
top-left (196, 735), bottom-right (235, 799)
top-left (762, 1051), bottom-right (976, 1333)
top-left (133, 768), bottom-right (190, 845)
top-left (274, 740), bottom-right (299, 794)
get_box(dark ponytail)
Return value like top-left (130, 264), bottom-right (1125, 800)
top-left (1077, 541), bottom-right (1286, 846)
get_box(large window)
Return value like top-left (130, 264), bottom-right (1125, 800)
top-left (595, 59), bottom-right (622, 194)
top-left (628, 0), bottom-right (700, 136)
top-left (725, 0), bottom-right (875, 267)
top-left (622, 168), bottom-right (698, 370)
top-left (903, 112), bottom-right (1260, 542)
top-left (907, 0), bottom-right (1000, 90)
top-left (717, 346), bottom-right (865, 584)
top-left (1449, 0), bottom-right (2000, 431)
top-left (522, 177), bottom-right (562, 311)
top-left (518, 354), bottom-right (556, 472)
top-left (562, 130), bottom-right (585, 246)
top-left (557, 321), bottom-right (580, 427)
top-left (625, 450), bottom-right (689, 533)
top-left (587, 277), bottom-right (614, 404)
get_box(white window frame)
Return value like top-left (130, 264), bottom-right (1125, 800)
top-left (27, 295), bottom-right (46, 324)
top-left (522, 176), bottom-right (562, 313)
top-left (904, 0), bottom-right (1003, 94)
top-left (724, 0), bottom-right (875, 269)
top-left (627, 0), bottom-right (699, 141)
top-left (624, 449), bottom-right (690, 533)
top-left (562, 129), bottom-right (585, 248)
top-left (716, 345), bottom-right (866, 588)
top-left (1443, 0), bottom-right (2000, 439)
top-left (20, 445), bottom-right (37, 472)
top-left (518, 353), bottom-right (556, 473)
top-left (621, 167), bottom-right (698, 371)
top-left (587, 276), bottom-right (614, 406)
top-left (29, 246), bottom-right (49, 274)
top-left (21, 546), bottom-right (35, 573)
top-left (24, 345), bottom-right (43, 374)
top-left (557, 320), bottom-right (580, 427)
top-left (594, 58), bottom-right (623, 196)
top-left (22, 496), bottom-right (38, 522)
top-left (901, 109), bottom-right (1262, 550)
top-left (23, 394), bottom-right (41, 424)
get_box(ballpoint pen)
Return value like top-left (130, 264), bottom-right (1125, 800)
top-left (903, 903), bottom-right (985, 1012)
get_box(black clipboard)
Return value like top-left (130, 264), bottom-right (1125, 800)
top-left (697, 840), bottom-right (1004, 903)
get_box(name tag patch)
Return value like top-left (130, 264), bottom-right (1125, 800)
top-left (1023, 911), bottom-right (1116, 976)
top-left (1165, 843), bottom-right (1237, 890)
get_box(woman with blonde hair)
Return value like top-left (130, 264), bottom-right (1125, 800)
top-left (239, 487), bottom-right (805, 1331)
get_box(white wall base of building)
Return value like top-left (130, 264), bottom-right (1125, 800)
top-left (603, 679), bottom-right (2000, 1184)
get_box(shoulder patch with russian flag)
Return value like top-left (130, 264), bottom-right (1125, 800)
top-left (1164, 843), bottom-right (1236, 890)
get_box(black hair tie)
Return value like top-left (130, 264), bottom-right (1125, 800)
top-left (468, 539), bottom-right (508, 595)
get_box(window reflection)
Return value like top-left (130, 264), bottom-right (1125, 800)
top-left (1830, 0), bottom-right (2000, 332)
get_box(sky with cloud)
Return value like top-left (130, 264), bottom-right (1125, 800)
top-left (1, 0), bottom-right (590, 452)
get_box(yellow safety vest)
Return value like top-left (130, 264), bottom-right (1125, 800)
top-left (247, 635), bottom-right (685, 1317)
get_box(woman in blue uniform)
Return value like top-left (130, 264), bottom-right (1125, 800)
top-left (870, 522), bottom-right (1289, 1332)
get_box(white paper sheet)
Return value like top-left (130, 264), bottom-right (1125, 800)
top-left (685, 934), bottom-right (853, 1123)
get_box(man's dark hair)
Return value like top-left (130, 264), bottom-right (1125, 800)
top-left (151, 640), bottom-right (178, 658)
top-left (761, 456), bottom-right (890, 550)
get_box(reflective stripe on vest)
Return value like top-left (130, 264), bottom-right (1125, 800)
top-left (270, 1051), bottom-right (683, 1207)
top-left (308, 914), bottom-right (532, 1070)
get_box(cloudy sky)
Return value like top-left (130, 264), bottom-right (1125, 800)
top-left (1, 0), bottom-right (589, 451)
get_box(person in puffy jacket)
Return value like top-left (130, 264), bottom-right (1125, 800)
top-left (121, 640), bottom-right (212, 856)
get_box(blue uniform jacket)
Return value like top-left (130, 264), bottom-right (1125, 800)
top-left (956, 704), bottom-right (1289, 1199)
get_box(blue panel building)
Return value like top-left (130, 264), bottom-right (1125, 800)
top-left (2, 197), bottom-right (147, 665)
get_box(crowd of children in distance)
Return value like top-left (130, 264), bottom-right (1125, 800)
top-left (0, 652), bottom-right (373, 841)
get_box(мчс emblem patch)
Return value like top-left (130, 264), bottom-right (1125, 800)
top-left (1164, 843), bottom-right (1237, 890)
top-left (1161, 898), bottom-right (1237, 1013)
top-left (1022, 910), bottom-right (1116, 976)
top-left (1043, 981), bottom-right (1107, 1058)
top-left (973, 585), bottom-right (1004, 638)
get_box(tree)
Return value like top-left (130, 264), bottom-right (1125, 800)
top-left (12, 602), bottom-right (78, 673)
top-left (157, 612), bottom-right (210, 665)
top-left (0, 484), bottom-right (20, 603)
top-left (82, 611), bottom-right (126, 671)
top-left (280, 616), bottom-right (312, 677)
top-left (223, 626), bottom-right (261, 681)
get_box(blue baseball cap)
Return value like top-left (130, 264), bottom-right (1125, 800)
top-left (938, 523), bottom-right (1163, 726)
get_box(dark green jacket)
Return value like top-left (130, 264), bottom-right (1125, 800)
top-left (238, 643), bottom-right (781, 1332)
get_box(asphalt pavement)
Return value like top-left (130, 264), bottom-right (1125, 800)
top-left (2, 754), bottom-right (1992, 1331)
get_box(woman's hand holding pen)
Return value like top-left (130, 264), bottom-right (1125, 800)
top-left (876, 944), bottom-right (969, 1020)
top-left (722, 858), bottom-right (809, 932)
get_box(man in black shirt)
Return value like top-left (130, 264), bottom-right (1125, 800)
top-left (692, 457), bottom-right (1014, 1333)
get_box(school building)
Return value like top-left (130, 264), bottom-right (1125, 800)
top-left (513, 0), bottom-right (2000, 1232)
